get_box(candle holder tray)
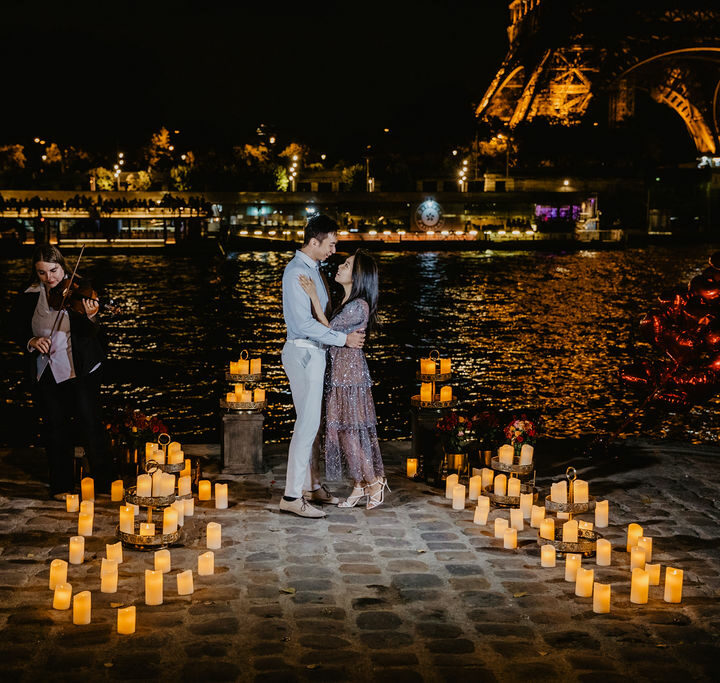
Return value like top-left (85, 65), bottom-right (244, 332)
top-left (537, 527), bottom-right (601, 557)
top-left (116, 522), bottom-right (182, 551)
top-left (544, 495), bottom-right (597, 516)
top-left (490, 456), bottom-right (535, 477)
top-left (220, 398), bottom-right (267, 412)
top-left (154, 461), bottom-right (184, 474)
top-left (483, 483), bottom-right (539, 508)
top-left (124, 486), bottom-right (176, 509)
top-left (225, 372), bottom-right (262, 383)
top-left (416, 371), bottom-right (452, 383)
top-left (411, 394), bottom-right (457, 409)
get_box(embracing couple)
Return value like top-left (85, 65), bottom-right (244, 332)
top-left (279, 214), bottom-right (388, 518)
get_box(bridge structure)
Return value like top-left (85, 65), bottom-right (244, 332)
top-left (476, 1), bottom-right (720, 154)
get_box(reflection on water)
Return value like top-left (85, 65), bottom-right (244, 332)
top-left (2, 245), bottom-right (720, 446)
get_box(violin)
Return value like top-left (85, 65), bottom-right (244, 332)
top-left (48, 275), bottom-right (120, 316)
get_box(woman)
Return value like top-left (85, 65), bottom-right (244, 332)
top-left (9, 245), bottom-right (109, 499)
top-left (299, 249), bottom-right (388, 509)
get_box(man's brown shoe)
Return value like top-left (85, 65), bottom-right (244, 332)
top-left (305, 484), bottom-right (340, 505)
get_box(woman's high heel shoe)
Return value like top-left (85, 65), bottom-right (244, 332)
top-left (338, 485), bottom-right (367, 508)
top-left (366, 478), bottom-right (390, 510)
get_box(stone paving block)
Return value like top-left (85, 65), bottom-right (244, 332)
top-left (252, 656), bottom-right (294, 672)
top-left (338, 563), bottom-right (382, 574)
top-left (370, 652), bottom-right (420, 666)
top-left (187, 616), bottom-right (240, 636)
top-left (298, 635), bottom-right (352, 650)
top-left (359, 631), bottom-right (414, 649)
top-left (356, 611), bottom-right (403, 630)
top-left (372, 671), bottom-right (424, 683)
top-left (391, 573), bottom-right (443, 589)
top-left (416, 622), bottom-right (463, 638)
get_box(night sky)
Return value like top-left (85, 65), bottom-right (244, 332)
top-left (0, 1), bottom-right (509, 158)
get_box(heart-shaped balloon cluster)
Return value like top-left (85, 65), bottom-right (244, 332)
top-left (619, 252), bottom-right (720, 409)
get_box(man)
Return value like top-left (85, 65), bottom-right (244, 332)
top-left (280, 214), bottom-right (365, 518)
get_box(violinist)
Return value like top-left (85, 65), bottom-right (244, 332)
top-left (9, 244), bottom-right (111, 500)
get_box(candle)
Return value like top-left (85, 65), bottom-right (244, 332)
top-left (226, 392), bottom-right (236, 403)
top-left (178, 475), bottom-right (192, 496)
top-left (631, 568), bottom-right (649, 604)
top-left (573, 479), bottom-right (589, 503)
top-left (439, 386), bottom-right (452, 402)
top-left (234, 382), bottom-right (244, 396)
top-left (498, 444), bottom-right (514, 465)
top-left (79, 500), bottom-right (94, 515)
top-left (168, 441), bottom-right (181, 456)
top-left (229, 361), bottom-right (239, 374)
top-left (637, 536), bottom-right (653, 563)
top-left (551, 481), bottom-right (567, 504)
top-left (480, 468), bottom-right (494, 491)
top-left (519, 444), bottom-right (534, 465)
top-left (207, 522), bottom-right (222, 549)
top-left (539, 518), bottom-right (555, 541)
top-left (79, 477), bottom-right (93, 502)
top-left (106, 542), bottom-right (123, 564)
top-left (78, 512), bottom-right (93, 537)
top-left (172, 500), bottom-right (185, 527)
top-left (510, 508), bottom-right (524, 531)
top-left (238, 358), bottom-right (250, 375)
top-left (595, 500), bottom-right (609, 528)
top-left (198, 480), bottom-right (212, 501)
top-left (451, 484), bottom-right (465, 510)
top-left (117, 606), bottom-right (136, 635)
top-left (215, 483), bottom-right (229, 509)
top-left (467, 475), bottom-right (481, 501)
top-left (198, 551), bottom-right (215, 575)
top-left (557, 511), bottom-right (570, 520)
top-left (575, 567), bottom-right (594, 597)
top-left (419, 382), bottom-right (432, 402)
top-left (494, 518), bottom-right (509, 538)
top-left (49, 559), bottom-right (68, 589)
top-left (593, 583), bottom-right (611, 614)
top-left (163, 507), bottom-right (178, 535)
top-left (146, 442), bottom-right (158, 459)
top-left (493, 474), bottom-right (507, 496)
top-left (151, 470), bottom-right (164, 497)
top-left (111, 480), bottom-right (124, 501)
top-left (626, 523), bottom-right (643, 552)
top-left (164, 472), bottom-right (176, 497)
top-left (562, 520), bottom-right (578, 543)
top-left (140, 523), bottom-right (155, 536)
top-left (445, 473), bottom-right (459, 499)
top-left (242, 389), bottom-right (253, 402)
top-left (519, 492), bottom-right (533, 519)
top-left (73, 591), bottom-right (91, 625)
top-left (167, 448), bottom-right (184, 465)
top-left (153, 447), bottom-right (166, 465)
top-left (253, 388), bottom-right (266, 403)
top-left (530, 505), bottom-right (545, 528)
top-left (154, 549), bottom-right (171, 573)
top-left (145, 569), bottom-right (163, 605)
top-left (136, 474), bottom-right (152, 498)
top-left (503, 527), bottom-right (517, 549)
top-left (184, 497), bottom-right (195, 516)
top-left (250, 358), bottom-right (261, 374)
top-left (473, 503), bottom-right (489, 526)
top-left (69, 536), bottom-right (84, 565)
top-left (630, 546), bottom-right (646, 570)
top-left (645, 563), bottom-right (661, 586)
top-left (65, 494), bottom-right (79, 513)
top-left (565, 553), bottom-right (581, 582)
top-left (664, 567), bottom-right (683, 603)
top-left (578, 520), bottom-right (593, 531)
top-left (101, 559), bottom-right (118, 593)
top-left (507, 477), bottom-right (521, 498)
top-left (180, 459), bottom-right (191, 478)
top-left (52, 582), bottom-right (72, 610)
top-left (439, 358), bottom-right (451, 374)
top-left (596, 538), bottom-right (612, 566)
top-left (541, 544), bottom-right (556, 567)
top-left (177, 569), bottom-right (194, 596)
top-left (406, 458), bottom-right (418, 478)
top-left (420, 358), bottom-right (435, 374)
top-left (119, 506), bottom-right (135, 534)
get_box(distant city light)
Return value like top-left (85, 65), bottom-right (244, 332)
top-left (452, 150), bottom-right (458, 156)
top-left (563, 179), bottom-right (569, 186)
top-left (269, 137), bottom-right (276, 144)
top-left (321, 154), bottom-right (326, 160)
top-left (368, 230), bottom-right (377, 235)
top-left (33, 137), bottom-right (40, 143)
top-left (292, 155), bottom-right (298, 161)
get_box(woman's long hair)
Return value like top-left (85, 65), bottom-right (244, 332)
top-left (332, 249), bottom-right (379, 334)
top-left (31, 244), bottom-right (69, 282)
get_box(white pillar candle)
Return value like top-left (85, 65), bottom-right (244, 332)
top-left (151, 470), bottom-right (164, 497)
top-left (250, 357), bottom-right (262, 374)
top-left (493, 474), bottom-right (507, 496)
top-left (637, 536), bottom-right (653, 563)
top-left (565, 553), bottom-right (581, 582)
top-left (178, 475), bottom-right (192, 497)
top-left (49, 559), bottom-right (68, 589)
top-left (573, 479), bottom-right (589, 504)
top-left (100, 559), bottom-right (118, 593)
top-left (595, 500), bottom-right (609, 528)
top-left (503, 527), bottom-right (517, 549)
top-left (630, 546), bottom-right (646, 570)
top-left (444, 473), bottom-right (459, 499)
top-left (477, 495), bottom-right (490, 512)
top-left (65, 494), bottom-right (79, 513)
top-left (507, 477), bottom-right (521, 498)
top-left (631, 567), bottom-right (649, 604)
top-left (77, 512), bottom-right (93, 537)
top-left (530, 505), bottom-right (545, 528)
top-left (562, 520), bottom-right (578, 543)
top-left (539, 518), bottom-right (555, 541)
top-left (519, 444), bottom-right (534, 465)
top-left (468, 475), bottom-right (481, 501)
top-left (111, 480), bottom-right (124, 502)
top-left (145, 442), bottom-right (158, 459)
top-left (551, 481), bottom-right (567, 504)
top-left (451, 484), bottom-right (465, 510)
top-left (473, 504), bottom-right (489, 526)
top-left (198, 551), bottom-right (215, 575)
top-left (215, 483), bottom-right (229, 509)
top-left (519, 492), bottom-right (533, 519)
top-left (79, 500), bottom-right (94, 516)
top-left (626, 523), bottom-right (643, 552)
top-left (593, 583), bottom-right (611, 614)
top-left (183, 497), bottom-right (195, 517)
top-left (510, 508), bottom-right (524, 531)
top-left (106, 542), bottom-right (123, 564)
top-left (557, 511), bottom-right (570, 520)
top-left (180, 458), bottom-right (192, 478)
top-left (145, 569), bottom-right (163, 605)
top-left (420, 358), bottom-right (435, 374)
top-left (664, 567), bottom-right (683, 603)
top-left (163, 507), bottom-right (178, 535)
top-left (480, 468), bottom-right (494, 491)
top-left (73, 590), bottom-right (91, 625)
top-left (171, 500), bottom-right (185, 527)
top-left (117, 606), bottom-right (136, 635)
top-left (164, 472), bottom-right (176, 497)
top-left (69, 536), bottom-right (84, 565)
top-left (119, 505), bottom-right (135, 534)
top-left (198, 479), bottom-right (212, 501)
top-left (439, 385), bottom-right (452, 402)
top-left (207, 522), bottom-right (222, 549)
top-left (439, 357), bottom-right (451, 374)
top-left (645, 563), bottom-right (661, 586)
top-left (153, 448), bottom-right (166, 465)
top-left (167, 448), bottom-right (184, 465)
top-left (498, 444), bottom-right (514, 465)
top-left (140, 522), bottom-right (155, 536)
top-left (154, 549), bottom-right (171, 573)
top-left (575, 567), bottom-right (594, 597)
top-left (596, 538), bottom-right (612, 566)
top-left (406, 458), bottom-right (418, 478)
top-left (80, 477), bottom-right (94, 502)
top-left (494, 518), bottom-right (509, 538)
top-left (578, 520), bottom-right (593, 531)
top-left (419, 382), bottom-right (432, 402)
top-left (177, 569), bottom-right (194, 595)
top-left (52, 582), bottom-right (72, 610)
top-left (541, 544), bottom-right (556, 567)
top-left (136, 474), bottom-right (152, 498)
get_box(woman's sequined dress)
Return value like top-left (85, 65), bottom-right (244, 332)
top-left (324, 298), bottom-right (384, 483)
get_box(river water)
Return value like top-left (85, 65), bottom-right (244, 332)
top-left (2, 245), bottom-right (720, 446)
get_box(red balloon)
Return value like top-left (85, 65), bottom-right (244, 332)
top-left (689, 275), bottom-right (720, 304)
top-left (619, 361), bottom-right (654, 388)
top-left (703, 265), bottom-right (720, 283)
top-left (664, 330), bottom-right (701, 364)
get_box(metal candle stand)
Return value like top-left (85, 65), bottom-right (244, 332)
top-left (483, 477), bottom-right (539, 508)
top-left (221, 349), bottom-right (267, 413)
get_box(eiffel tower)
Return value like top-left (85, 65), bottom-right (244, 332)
top-left (476, 1), bottom-right (720, 154)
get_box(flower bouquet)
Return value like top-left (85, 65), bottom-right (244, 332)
top-left (436, 412), bottom-right (476, 453)
top-left (106, 409), bottom-right (169, 474)
top-left (503, 412), bottom-right (539, 456)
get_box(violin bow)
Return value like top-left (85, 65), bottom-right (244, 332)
top-left (45, 244), bottom-right (86, 351)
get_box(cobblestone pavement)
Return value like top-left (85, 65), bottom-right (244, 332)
top-left (0, 438), bottom-right (718, 683)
